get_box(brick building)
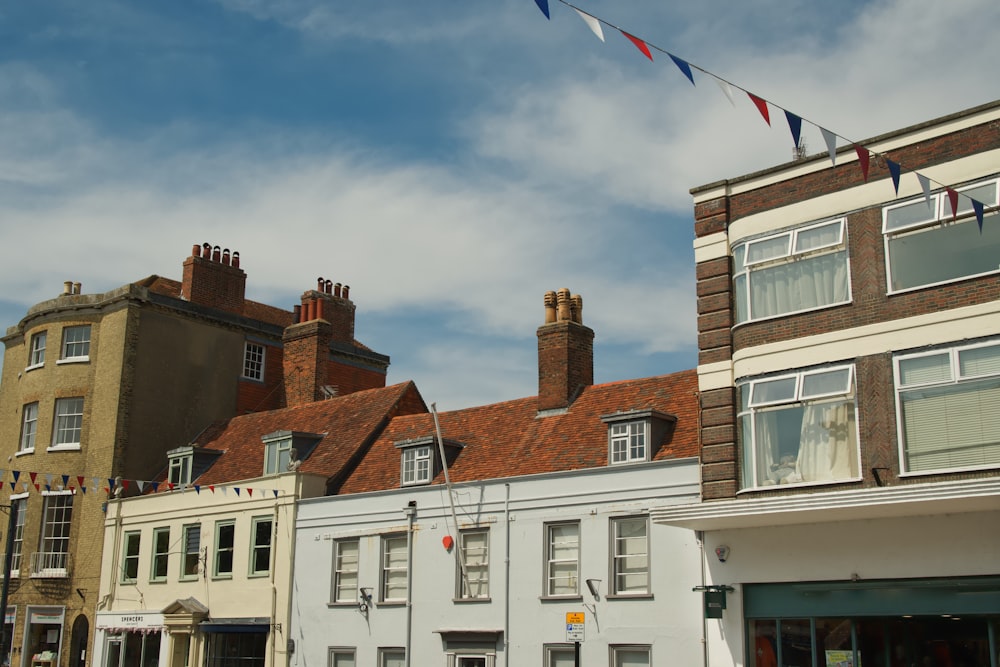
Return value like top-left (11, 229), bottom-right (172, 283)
top-left (654, 102), bottom-right (1000, 665)
top-left (0, 243), bottom-right (389, 667)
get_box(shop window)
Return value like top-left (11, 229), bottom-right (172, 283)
top-left (331, 539), bottom-right (359, 603)
top-left (544, 522), bottom-right (580, 598)
top-left (104, 630), bottom-right (161, 667)
top-left (738, 365), bottom-right (860, 490)
top-left (204, 632), bottom-right (266, 667)
top-left (733, 218), bottom-right (849, 323)
top-left (121, 532), bottom-right (141, 583)
top-left (457, 529), bottom-right (489, 599)
top-left (884, 177), bottom-right (1000, 292)
top-left (249, 517), bottom-right (272, 576)
top-left (895, 339), bottom-right (1000, 473)
top-left (610, 516), bottom-right (649, 596)
top-left (380, 535), bottom-right (407, 602)
top-left (150, 527), bottom-right (170, 582)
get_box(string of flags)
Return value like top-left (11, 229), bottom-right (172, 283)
top-left (532, 0), bottom-right (995, 232)
top-left (0, 469), bottom-right (283, 499)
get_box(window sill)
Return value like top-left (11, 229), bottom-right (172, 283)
top-left (737, 476), bottom-right (863, 495)
top-left (453, 597), bottom-right (491, 604)
top-left (539, 595), bottom-right (583, 602)
top-left (899, 463), bottom-right (1000, 478)
top-left (15, 449), bottom-right (34, 457)
top-left (179, 576), bottom-right (199, 582)
top-left (240, 376), bottom-right (265, 383)
top-left (377, 601), bottom-right (407, 607)
top-left (605, 593), bottom-right (653, 600)
top-left (25, 363), bottom-right (44, 373)
top-left (247, 571), bottom-right (270, 579)
top-left (212, 575), bottom-right (234, 581)
top-left (56, 357), bottom-right (90, 365)
top-left (47, 444), bottom-right (82, 453)
top-left (327, 601), bottom-right (359, 608)
top-left (149, 579), bottom-right (167, 585)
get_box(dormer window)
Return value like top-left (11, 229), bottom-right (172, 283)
top-left (261, 430), bottom-right (321, 476)
top-left (601, 410), bottom-right (677, 466)
top-left (169, 450), bottom-right (192, 485)
top-left (394, 437), bottom-right (464, 487)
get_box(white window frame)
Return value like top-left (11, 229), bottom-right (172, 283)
top-left (738, 365), bottom-right (861, 490)
top-left (894, 339), bottom-right (1000, 475)
top-left (611, 645), bottom-right (651, 667)
top-left (213, 520), bottom-right (235, 579)
top-left (58, 325), bottom-right (91, 362)
top-left (401, 445), bottom-right (432, 486)
top-left (883, 176), bottom-right (1000, 293)
top-left (610, 516), bottom-right (649, 596)
top-left (242, 341), bottom-right (265, 381)
top-left (544, 645), bottom-right (576, 667)
top-left (249, 517), bottom-right (273, 577)
top-left (33, 491), bottom-right (73, 577)
top-left (609, 421), bottom-right (648, 464)
top-left (150, 527), bottom-right (170, 582)
top-left (19, 403), bottom-right (38, 454)
top-left (9, 495), bottom-right (27, 577)
top-left (378, 648), bottom-right (405, 667)
top-left (264, 437), bottom-right (292, 475)
top-left (121, 531), bottom-right (141, 583)
top-left (181, 523), bottom-right (201, 580)
top-left (544, 521), bottom-right (580, 598)
top-left (331, 538), bottom-right (359, 603)
top-left (168, 453), bottom-right (192, 485)
top-left (27, 331), bottom-right (46, 369)
top-left (457, 529), bottom-right (489, 600)
top-left (328, 648), bottom-right (356, 667)
top-left (380, 535), bottom-right (408, 603)
top-left (50, 397), bottom-right (84, 450)
top-left (733, 218), bottom-right (850, 324)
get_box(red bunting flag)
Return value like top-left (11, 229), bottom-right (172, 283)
top-left (747, 93), bottom-right (770, 126)
top-left (209, 485), bottom-right (216, 493)
top-left (854, 145), bottom-right (870, 182)
top-left (29, 472), bottom-right (38, 483)
top-left (247, 489), bottom-right (254, 497)
top-left (621, 31), bottom-right (653, 61)
top-left (946, 188), bottom-right (959, 219)
top-left (77, 476), bottom-right (86, 490)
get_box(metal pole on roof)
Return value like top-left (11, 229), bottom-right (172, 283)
top-left (430, 403), bottom-right (471, 594)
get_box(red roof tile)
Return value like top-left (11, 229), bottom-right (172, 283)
top-left (338, 369), bottom-right (699, 495)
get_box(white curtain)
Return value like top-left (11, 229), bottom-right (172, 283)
top-left (750, 251), bottom-right (847, 319)
top-left (797, 402), bottom-right (856, 482)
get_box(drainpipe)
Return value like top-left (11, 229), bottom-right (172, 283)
top-left (696, 530), bottom-right (709, 667)
top-left (403, 502), bottom-right (416, 667)
top-left (503, 484), bottom-right (511, 667)
top-left (270, 497), bottom-right (280, 667)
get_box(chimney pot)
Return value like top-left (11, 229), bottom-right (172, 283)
top-left (63, 281), bottom-right (73, 296)
top-left (333, 283), bottom-right (342, 298)
top-left (315, 299), bottom-right (324, 321)
top-left (73, 282), bottom-right (82, 295)
top-left (232, 251), bottom-right (240, 269)
top-left (212, 246), bottom-right (221, 262)
top-left (222, 248), bottom-right (231, 266)
top-left (202, 242), bottom-right (212, 256)
top-left (293, 304), bottom-right (302, 324)
top-left (556, 288), bottom-right (572, 322)
top-left (343, 285), bottom-right (350, 300)
top-left (317, 277), bottom-right (325, 292)
top-left (325, 280), bottom-right (333, 294)
top-left (572, 294), bottom-right (583, 324)
top-left (191, 244), bottom-right (201, 258)
top-left (543, 291), bottom-right (557, 323)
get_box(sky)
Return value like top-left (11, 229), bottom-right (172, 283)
top-left (0, 0), bottom-right (998, 410)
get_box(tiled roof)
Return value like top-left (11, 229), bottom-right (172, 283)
top-left (338, 369), bottom-right (699, 494)
top-left (190, 381), bottom-right (427, 485)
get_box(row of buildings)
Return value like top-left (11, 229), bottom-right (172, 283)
top-left (0, 101), bottom-right (998, 667)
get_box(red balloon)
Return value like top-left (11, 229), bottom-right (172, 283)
top-left (442, 535), bottom-right (454, 550)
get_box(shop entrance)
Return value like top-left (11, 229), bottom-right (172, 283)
top-left (23, 607), bottom-right (63, 667)
top-left (103, 632), bottom-right (161, 667)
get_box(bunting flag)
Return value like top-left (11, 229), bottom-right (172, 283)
top-left (77, 476), bottom-right (86, 490)
top-left (136, 480), bottom-right (145, 493)
top-left (150, 481), bottom-right (160, 493)
top-left (247, 489), bottom-right (254, 497)
top-left (668, 54), bottom-right (695, 85)
top-left (209, 485), bottom-right (216, 493)
top-left (784, 110), bottom-right (802, 149)
top-left (532, 0), bottom-right (993, 229)
top-left (621, 30), bottom-right (653, 60)
top-left (29, 472), bottom-right (37, 484)
top-left (234, 488), bottom-right (241, 496)
top-left (12, 471), bottom-right (19, 483)
top-left (272, 490), bottom-right (279, 498)
top-left (946, 188), bottom-right (959, 219)
top-left (854, 145), bottom-right (870, 182)
top-left (747, 93), bottom-right (770, 126)
top-left (195, 485), bottom-right (201, 494)
top-left (573, 8), bottom-right (603, 41)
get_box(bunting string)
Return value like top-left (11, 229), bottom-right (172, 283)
top-left (535, 0), bottom-right (998, 231)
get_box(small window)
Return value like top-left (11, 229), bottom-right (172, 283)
top-left (28, 332), bottom-right (46, 368)
top-left (738, 365), bottom-right (860, 490)
top-left (332, 539), bottom-right (359, 603)
top-left (895, 339), bottom-right (1000, 473)
top-left (733, 218), bottom-right (850, 323)
top-left (181, 524), bottom-right (201, 580)
top-left (19, 403), bottom-right (38, 453)
top-left (377, 649), bottom-right (405, 667)
top-left (249, 517), bottom-right (272, 576)
top-left (214, 521), bottom-right (235, 578)
top-left (401, 445), bottom-right (432, 486)
top-left (610, 517), bottom-right (649, 596)
top-left (51, 397), bottom-right (84, 448)
top-left (884, 176), bottom-right (1000, 292)
top-left (151, 527), bottom-right (170, 582)
top-left (264, 437), bottom-right (293, 475)
top-left (609, 421), bottom-right (648, 464)
top-left (611, 645), bottom-right (651, 667)
top-left (10, 497), bottom-right (26, 577)
top-left (328, 649), bottom-right (356, 667)
top-left (121, 531), bottom-right (141, 583)
top-left (457, 529), bottom-right (489, 599)
top-left (544, 646), bottom-right (576, 667)
top-left (545, 522), bottom-right (580, 597)
top-left (380, 535), bottom-right (408, 602)
top-left (60, 325), bottom-right (91, 361)
top-left (242, 342), bottom-right (265, 381)
top-left (168, 453), bottom-right (192, 485)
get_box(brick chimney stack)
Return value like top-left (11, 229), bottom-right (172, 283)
top-left (181, 242), bottom-right (247, 315)
top-left (282, 278), bottom-right (357, 406)
top-left (537, 288), bottom-right (594, 413)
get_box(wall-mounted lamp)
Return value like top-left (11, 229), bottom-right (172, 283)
top-left (585, 579), bottom-right (602, 601)
top-left (715, 545), bottom-right (730, 563)
top-left (358, 587), bottom-right (373, 615)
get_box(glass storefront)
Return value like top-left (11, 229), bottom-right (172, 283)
top-left (103, 632), bottom-right (161, 667)
top-left (745, 577), bottom-right (1000, 667)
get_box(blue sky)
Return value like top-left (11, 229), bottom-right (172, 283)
top-left (1, 0), bottom-right (998, 409)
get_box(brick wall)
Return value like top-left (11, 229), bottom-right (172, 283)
top-left (537, 321), bottom-right (595, 412)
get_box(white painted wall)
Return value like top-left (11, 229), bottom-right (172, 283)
top-left (291, 459), bottom-right (705, 667)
